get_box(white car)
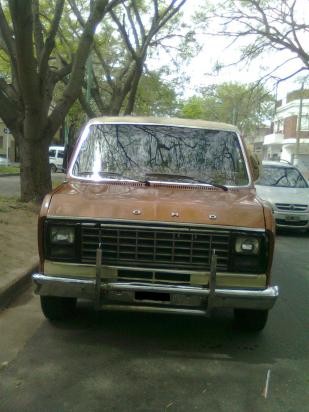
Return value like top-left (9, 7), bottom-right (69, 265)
top-left (255, 161), bottom-right (309, 230)
top-left (0, 154), bottom-right (10, 165)
top-left (49, 145), bottom-right (65, 172)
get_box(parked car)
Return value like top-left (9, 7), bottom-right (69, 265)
top-left (49, 145), bottom-right (65, 172)
top-left (0, 153), bottom-right (10, 165)
top-left (255, 161), bottom-right (309, 231)
top-left (33, 117), bottom-right (279, 331)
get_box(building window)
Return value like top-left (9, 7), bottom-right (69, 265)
top-left (0, 135), bottom-right (3, 148)
top-left (300, 115), bottom-right (309, 131)
top-left (275, 120), bottom-right (283, 133)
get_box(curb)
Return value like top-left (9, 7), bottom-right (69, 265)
top-left (0, 173), bottom-right (20, 177)
top-left (0, 263), bottom-right (38, 310)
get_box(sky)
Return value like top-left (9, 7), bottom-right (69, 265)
top-left (152, 0), bottom-right (308, 100)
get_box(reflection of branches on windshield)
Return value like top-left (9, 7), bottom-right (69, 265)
top-left (223, 145), bottom-right (236, 171)
top-left (139, 126), bottom-right (182, 169)
top-left (138, 126), bottom-right (201, 171)
top-left (213, 142), bottom-right (236, 173)
top-left (164, 132), bottom-right (199, 150)
top-left (115, 125), bottom-right (139, 168)
top-left (75, 124), bottom-right (249, 185)
top-left (143, 131), bottom-right (165, 167)
top-left (96, 125), bottom-right (139, 170)
top-left (77, 132), bottom-right (97, 173)
top-left (138, 126), bottom-right (241, 179)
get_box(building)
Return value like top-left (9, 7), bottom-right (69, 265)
top-left (263, 88), bottom-right (309, 178)
top-left (245, 126), bottom-right (271, 159)
top-left (0, 120), bottom-right (15, 161)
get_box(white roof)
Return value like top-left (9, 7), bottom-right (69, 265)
top-left (87, 116), bottom-right (239, 133)
top-left (262, 160), bottom-right (297, 169)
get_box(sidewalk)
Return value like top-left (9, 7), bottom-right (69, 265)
top-left (0, 260), bottom-right (38, 310)
top-left (0, 173), bottom-right (66, 309)
top-left (0, 195), bottom-right (39, 310)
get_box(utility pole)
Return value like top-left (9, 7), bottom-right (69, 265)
top-left (295, 81), bottom-right (304, 164)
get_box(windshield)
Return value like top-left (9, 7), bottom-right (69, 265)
top-left (71, 124), bottom-right (249, 186)
top-left (256, 165), bottom-right (308, 188)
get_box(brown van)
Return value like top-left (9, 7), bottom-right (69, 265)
top-left (33, 117), bottom-right (278, 331)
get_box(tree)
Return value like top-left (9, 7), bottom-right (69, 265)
top-left (69, 0), bottom-right (190, 117)
top-left (179, 82), bottom-right (274, 136)
top-left (0, 0), bottom-right (121, 202)
top-left (200, 0), bottom-right (309, 85)
top-left (0, 0), bottom-right (191, 203)
top-left (134, 70), bottom-right (179, 116)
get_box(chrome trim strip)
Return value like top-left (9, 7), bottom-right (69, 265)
top-left (44, 260), bottom-right (267, 279)
top-left (104, 282), bottom-right (277, 297)
top-left (105, 282), bottom-right (210, 296)
top-left (45, 217), bottom-right (266, 232)
top-left (82, 221), bottom-right (231, 233)
top-left (99, 304), bottom-right (208, 316)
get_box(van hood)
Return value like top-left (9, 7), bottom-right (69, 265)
top-left (46, 181), bottom-right (265, 229)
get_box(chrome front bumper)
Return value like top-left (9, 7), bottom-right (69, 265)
top-left (33, 251), bottom-right (279, 314)
top-left (275, 210), bottom-right (309, 229)
top-left (32, 273), bottom-right (279, 314)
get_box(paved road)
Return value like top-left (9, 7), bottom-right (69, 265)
top-left (0, 174), bottom-right (66, 197)
top-left (0, 232), bottom-right (308, 411)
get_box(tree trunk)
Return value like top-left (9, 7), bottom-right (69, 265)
top-left (19, 136), bottom-right (52, 202)
top-left (124, 62), bottom-right (144, 115)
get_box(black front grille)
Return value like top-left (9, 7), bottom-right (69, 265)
top-left (276, 219), bottom-right (308, 227)
top-left (81, 222), bottom-right (231, 271)
top-left (118, 269), bottom-right (191, 285)
top-left (276, 203), bottom-right (308, 212)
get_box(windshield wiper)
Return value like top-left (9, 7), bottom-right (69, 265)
top-left (144, 173), bottom-right (228, 191)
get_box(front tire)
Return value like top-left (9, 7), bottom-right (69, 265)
top-left (234, 308), bottom-right (268, 332)
top-left (50, 164), bottom-right (57, 173)
top-left (40, 296), bottom-right (77, 321)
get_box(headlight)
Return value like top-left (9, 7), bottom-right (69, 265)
top-left (50, 226), bottom-right (75, 244)
top-left (45, 223), bottom-right (78, 261)
top-left (235, 237), bottom-right (260, 255)
top-left (231, 232), bottom-right (268, 274)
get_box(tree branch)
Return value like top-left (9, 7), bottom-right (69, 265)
top-left (110, 8), bottom-right (138, 60)
top-left (9, 0), bottom-right (40, 109)
top-left (38, 0), bottom-right (65, 81)
top-left (48, 0), bottom-right (121, 137)
top-left (0, 3), bottom-right (18, 79)
top-left (32, 0), bottom-right (45, 59)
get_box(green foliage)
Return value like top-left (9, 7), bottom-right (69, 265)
top-left (179, 96), bottom-right (205, 119)
top-left (134, 71), bottom-right (179, 116)
top-left (0, 165), bottom-right (20, 174)
top-left (81, 0), bottom-right (199, 115)
top-left (179, 82), bottom-right (275, 136)
top-left (0, 196), bottom-right (37, 213)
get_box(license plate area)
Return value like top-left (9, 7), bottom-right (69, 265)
top-left (285, 215), bottom-right (300, 222)
top-left (135, 291), bottom-right (170, 302)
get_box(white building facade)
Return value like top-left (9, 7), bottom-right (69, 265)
top-left (263, 91), bottom-right (309, 178)
top-left (0, 120), bottom-right (15, 161)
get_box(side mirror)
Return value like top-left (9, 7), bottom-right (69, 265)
top-left (249, 152), bottom-right (261, 182)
